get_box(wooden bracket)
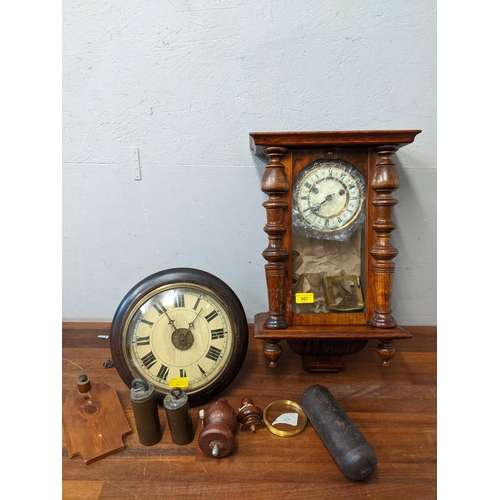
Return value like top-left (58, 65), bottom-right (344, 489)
top-left (63, 375), bottom-right (132, 464)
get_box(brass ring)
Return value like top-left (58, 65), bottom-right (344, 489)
top-left (263, 399), bottom-right (308, 437)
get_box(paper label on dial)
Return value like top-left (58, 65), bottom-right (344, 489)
top-left (272, 413), bottom-right (299, 427)
top-left (295, 293), bottom-right (314, 304)
top-left (169, 377), bottom-right (189, 389)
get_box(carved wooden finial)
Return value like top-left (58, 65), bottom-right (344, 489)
top-left (237, 398), bottom-right (265, 433)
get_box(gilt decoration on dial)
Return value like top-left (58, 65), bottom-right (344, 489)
top-left (292, 159), bottom-right (366, 240)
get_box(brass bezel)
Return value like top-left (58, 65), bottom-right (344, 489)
top-left (263, 400), bottom-right (308, 437)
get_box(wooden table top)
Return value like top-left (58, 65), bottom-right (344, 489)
top-left (62, 323), bottom-right (437, 499)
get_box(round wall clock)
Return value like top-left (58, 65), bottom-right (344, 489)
top-left (292, 159), bottom-right (365, 241)
top-left (110, 268), bottom-right (248, 407)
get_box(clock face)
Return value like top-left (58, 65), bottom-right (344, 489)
top-left (293, 159), bottom-right (365, 238)
top-left (110, 268), bottom-right (248, 407)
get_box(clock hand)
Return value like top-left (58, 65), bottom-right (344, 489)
top-left (311, 193), bottom-right (336, 213)
top-left (188, 307), bottom-right (203, 331)
top-left (167, 309), bottom-right (195, 351)
top-left (322, 193), bottom-right (336, 203)
top-left (164, 310), bottom-right (179, 333)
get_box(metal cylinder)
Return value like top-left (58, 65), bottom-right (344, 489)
top-left (301, 384), bottom-right (377, 481)
top-left (130, 378), bottom-right (162, 446)
top-left (163, 388), bottom-right (194, 445)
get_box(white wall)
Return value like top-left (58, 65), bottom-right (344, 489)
top-left (62, 0), bottom-right (436, 325)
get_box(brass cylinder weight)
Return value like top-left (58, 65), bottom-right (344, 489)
top-left (163, 388), bottom-right (194, 445)
top-left (130, 378), bottom-right (162, 446)
top-left (198, 398), bottom-right (237, 458)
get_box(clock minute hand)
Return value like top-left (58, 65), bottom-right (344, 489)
top-left (311, 192), bottom-right (336, 213)
top-left (188, 307), bottom-right (203, 331)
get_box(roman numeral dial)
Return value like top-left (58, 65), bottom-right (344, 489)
top-left (293, 159), bottom-right (366, 238)
top-left (124, 283), bottom-right (236, 398)
top-left (110, 268), bottom-right (248, 407)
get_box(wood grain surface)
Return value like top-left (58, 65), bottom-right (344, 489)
top-left (62, 323), bottom-right (436, 499)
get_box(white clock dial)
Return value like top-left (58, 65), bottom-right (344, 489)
top-left (125, 285), bottom-right (234, 394)
top-left (293, 159), bottom-right (365, 238)
top-left (110, 268), bottom-right (248, 407)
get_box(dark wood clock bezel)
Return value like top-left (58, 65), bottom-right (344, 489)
top-left (110, 267), bottom-right (249, 407)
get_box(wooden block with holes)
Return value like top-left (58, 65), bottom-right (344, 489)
top-left (62, 375), bottom-right (132, 464)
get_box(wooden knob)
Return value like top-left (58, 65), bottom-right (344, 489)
top-left (198, 399), bottom-right (237, 458)
top-left (237, 398), bottom-right (264, 433)
top-left (77, 374), bottom-right (91, 393)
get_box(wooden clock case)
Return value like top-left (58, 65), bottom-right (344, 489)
top-left (250, 130), bottom-right (421, 372)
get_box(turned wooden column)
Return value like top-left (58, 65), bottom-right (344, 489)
top-left (370, 145), bottom-right (401, 329)
top-left (260, 146), bottom-right (289, 330)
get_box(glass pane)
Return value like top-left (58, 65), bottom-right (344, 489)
top-left (292, 228), bottom-right (364, 314)
top-left (291, 158), bottom-right (366, 315)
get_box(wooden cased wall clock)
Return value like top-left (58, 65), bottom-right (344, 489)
top-left (250, 130), bottom-right (421, 372)
top-left (110, 268), bottom-right (248, 407)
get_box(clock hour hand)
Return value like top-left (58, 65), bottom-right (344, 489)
top-left (164, 311), bottom-right (179, 333)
